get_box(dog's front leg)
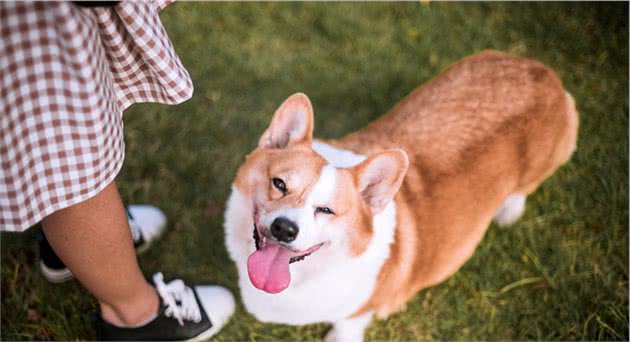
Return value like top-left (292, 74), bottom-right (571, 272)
top-left (325, 312), bottom-right (373, 342)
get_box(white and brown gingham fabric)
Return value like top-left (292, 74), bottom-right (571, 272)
top-left (0, 1), bottom-right (193, 231)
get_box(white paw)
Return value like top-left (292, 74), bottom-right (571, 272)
top-left (324, 328), bottom-right (340, 342)
top-left (493, 193), bottom-right (526, 227)
top-left (325, 313), bottom-right (372, 342)
top-left (325, 328), bottom-right (364, 342)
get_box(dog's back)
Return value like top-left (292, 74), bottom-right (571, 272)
top-left (335, 50), bottom-right (578, 317)
top-left (339, 50), bottom-right (576, 179)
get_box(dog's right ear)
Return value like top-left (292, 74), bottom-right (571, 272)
top-left (352, 149), bottom-right (409, 214)
top-left (258, 93), bottom-right (314, 149)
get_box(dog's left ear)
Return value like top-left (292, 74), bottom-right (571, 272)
top-left (353, 149), bottom-right (409, 213)
top-left (258, 93), bottom-right (314, 149)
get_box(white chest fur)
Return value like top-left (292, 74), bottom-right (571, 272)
top-left (224, 141), bottom-right (396, 325)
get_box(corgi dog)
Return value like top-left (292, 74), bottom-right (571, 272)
top-left (224, 50), bottom-right (578, 341)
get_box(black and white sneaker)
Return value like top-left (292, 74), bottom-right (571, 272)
top-left (38, 205), bottom-right (168, 283)
top-left (36, 229), bottom-right (74, 283)
top-left (91, 273), bottom-right (235, 341)
top-left (126, 205), bottom-right (168, 254)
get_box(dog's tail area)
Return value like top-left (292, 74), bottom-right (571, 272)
top-left (493, 91), bottom-right (579, 227)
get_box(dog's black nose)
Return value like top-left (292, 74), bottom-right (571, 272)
top-left (270, 217), bottom-right (299, 243)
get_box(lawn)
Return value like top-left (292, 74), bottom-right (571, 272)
top-left (1, 2), bottom-right (628, 341)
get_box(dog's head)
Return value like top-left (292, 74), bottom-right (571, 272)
top-left (232, 93), bottom-right (408, 294)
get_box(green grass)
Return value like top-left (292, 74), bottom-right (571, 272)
top-left (2, 2), bottom-right (628, 341)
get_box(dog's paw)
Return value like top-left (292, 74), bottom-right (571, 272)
top-left (325, 313), bottom-right (372, 342)
top-left (493, 193), bottom-right (526, 227)
top-left (325, 328), bottom-right (363, 342)
top-left (324, 328), bottom-right (340, 342)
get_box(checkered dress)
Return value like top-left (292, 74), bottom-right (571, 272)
top-left (0, 1), bottom-right (193, 231)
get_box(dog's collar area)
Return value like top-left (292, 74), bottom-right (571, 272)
top-left (252, 224), bottom-right (315, 264)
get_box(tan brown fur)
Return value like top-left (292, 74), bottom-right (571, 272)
top-left (339, 150), bottom-right (410, 255)
top-left (235, 93), bottom-right (327, 205)
top-left (236, 148), bottom-right (381, 257)
top-left (330, 170), bottom-right (375, 256)
top-left (333, 50), bottom-right (580, 317)
top-left (235, 147), bottom-right (327, 208)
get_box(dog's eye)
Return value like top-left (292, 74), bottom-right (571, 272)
top-left (315, 207), bottom-right (335, 215)
top-left (272, 177), bottom-right (287, 194)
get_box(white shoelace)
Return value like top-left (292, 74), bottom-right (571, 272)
top-left (153, 273), bottom-right (202, 326)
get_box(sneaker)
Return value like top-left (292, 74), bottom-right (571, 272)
top-left (38, 205), bottom-right (168, 283)
top-left (36, 229), bottom-right (74, 283)
top-left (127, 205), bottom-right (168, 254)
top-left (91, 273), bottom-right (235, 341)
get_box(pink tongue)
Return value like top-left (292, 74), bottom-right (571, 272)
top-left (247, 243), bottom-right (292, 293)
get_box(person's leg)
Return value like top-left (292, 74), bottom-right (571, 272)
top-left (42, 181), bottom-right (158, 327)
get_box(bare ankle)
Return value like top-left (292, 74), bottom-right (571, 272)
top-left (100, 285), bottom-right (159, 327)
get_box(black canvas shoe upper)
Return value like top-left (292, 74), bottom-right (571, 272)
top-left (36, 230), bottom-right (66, 270)
top-left (91, 274), bottom-right (213, 341)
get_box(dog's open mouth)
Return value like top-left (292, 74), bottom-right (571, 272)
top-left (252, 226), bottom-right (321, 264)
top-left (247, 213), bottom-right (324, 294)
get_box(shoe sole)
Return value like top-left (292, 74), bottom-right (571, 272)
top-left (186, 320), bottom-right (228, 342)
top-left (39, 260), bottom-right (74, 284)
top-left (41, 221), bottom-right (167, 284)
